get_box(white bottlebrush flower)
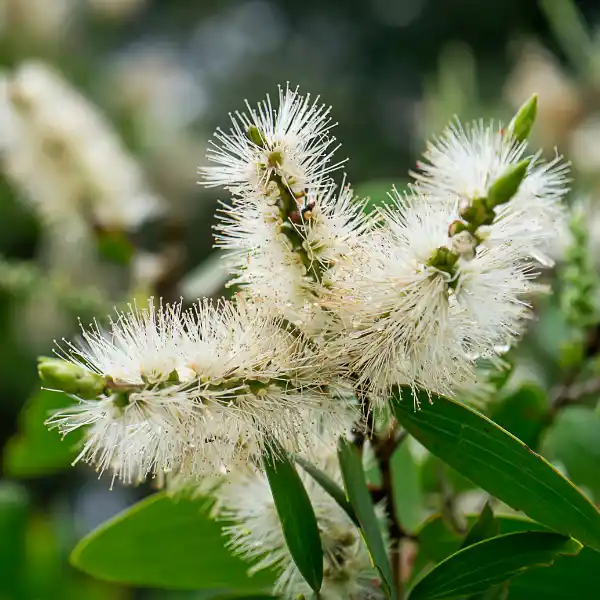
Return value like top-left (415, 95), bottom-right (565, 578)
top-left (326, 190), bottom-right (539, 400)
top-left (412, 120), bottom-right (569, 265)
top-left (0, 61), bottom-right (163, 236)
top-left (201, 84), bottom-right (344, 197)
top-left (215, 450), bottom-right (383, 600)
top-left (47, 296), bottom-right (350, 484)
top-left (215, 178), bottom-right (371, 336)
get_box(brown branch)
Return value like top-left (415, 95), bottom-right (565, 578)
top-left (374, 424), bottom-right (408, 599)
top-left (550, 323), bottom-right (600, 413)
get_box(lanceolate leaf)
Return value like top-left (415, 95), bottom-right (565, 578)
top-left (4, 390), bottom-right (82, 477)
top-left (263, 442), bottom-right (323, 593)
top-left (408, 531), bottom-right (581, 600)
top-left (71, 492), bottom-right (276, 591)
top-left (338, 437), bottom-right (396, 600)
top-left (415, 514), bottom-right (600, 600)
top-left (460, 502), bottom-right (498, 550)
top-left (294, 455), bottom-right (359, 527)
top-left (392, 389), bottom-right (600, 551)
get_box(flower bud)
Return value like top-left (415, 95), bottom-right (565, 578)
top-left (486, 159), bottom-right (530, 208)
top-left (508, 94), bottom-right (537, 142)
top-left (247, 125), bottom-right (265, 147)
top-left (38, 357), bottom-right (105, 399)
top-left (427, 246), bottom-right (459, 275)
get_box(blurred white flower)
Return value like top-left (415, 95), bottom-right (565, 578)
top-left (47, 297), bottom-right (351, 483)
top-left (201, 84), bottom-right (344, 196)
top-left (412, 120), bottom-right (569, 265)
top-left (215, 448), bottom-right (383, 600)
top-left (0, 61), bottom-right (164, 236)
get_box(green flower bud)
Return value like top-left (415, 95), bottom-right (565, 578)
top-left (38, 357), bottom-right (105, 399)
top-left (427, 246), bottom-right (459, 275)
top-left (448, 220), bottom-right (469, 237)
top-left (486, 159), bottom-right (530, 208)
top-left (508, 94), bottom-right (537, 142)
top-left (247, 125), bottom-right (265, 147)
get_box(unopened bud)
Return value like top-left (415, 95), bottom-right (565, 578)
top-left (247, 125), bottom-right (265, 147)
top-left (38, 357), bottom-right (106, 399)
top-left (448, 220), bottom-right (468, 237)
top-left (460, 197), bottom-right (494, 227)
top-left (486, 159), bottom-right (530, 208)
top-left (508, 94), bottom-right (537, 142)
top-left (427, 246), bottom-right (459, 275)
top-left (267, 150), bottom-right (283, 167)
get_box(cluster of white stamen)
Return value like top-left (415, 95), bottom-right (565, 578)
top-left (215, 446), bottom-right (384, 600)
top-left (47, 298), bottom-right (350, 485)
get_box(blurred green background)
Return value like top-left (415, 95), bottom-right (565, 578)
top-left (1, 0), bottom-right (600, 598)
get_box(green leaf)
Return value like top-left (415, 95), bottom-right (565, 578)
top-left (408, 531), bottom-right (580, 600)
top-left (416, 514), bottom-right (600, 600)
top-left (391, 442), bottom-right (426, 533)
top-left (4, 390), bottom-right (82, 477)
top-left (488, 383), bottom-right (549, 449)
top-left (541, 407), bottom-right (600, 500)
top-left (460, 502), bottom-right (498, 550)
top-left (0, 482), bottom-right (28, 599)
top-left (71, 492), bottom-right (276, 591)
top-left (393, 390), bottom-right (600, 551)
top-left (263, 443), bottom-right (323, 593)
top-left (294, 455), bottom-right (359, 527)
top-left (338, 437), bottom-right (395, 599)
top-left (460, 504), bottom-right (506, 600)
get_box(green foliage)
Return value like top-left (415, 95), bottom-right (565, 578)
top-left (338, 437), bottom-right (395, 600)
top-left (416, 514), bottom-right (600, 600)
top-left (354, 180), bottom-right (406, 215)
top-left (408, 531), bottom-right (580, 600)
top-left (71, 492), bottom-right (277, 592)
top-left (294, 454), bottom-right (359, 526)
top-left (541, 406), bottom-right (600, 500)
top-left (95, 229), bottom-right (135, 265)
top-left (487, 383), bottom-right (549, 449)
top-left (4, 390), bottom-right (81, 477)
top-left (263, 443), bottom-right (323, 593)
top-left (0, 482), bottom-right (28, 599)
top-left (460, 503), bottom-right (498, 549)
top-left (393, 389), bottom-right (600, 551)
top-left (391, 442), bottom-right (426, 533)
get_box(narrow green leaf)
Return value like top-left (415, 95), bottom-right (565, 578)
top-left (460, 504), bottom-right (505, 600)
top-left (393, 390), bottom-right (600, 551)
top-left (263, 443), bottom-right (323, 593)
top-left (391, 443), bottom-right (426, 533)
top-left (460, 502), bottom-right (498, 550)
top-left (4, 390), bottom-right (82, 477)
top-left (415, 514), bottom-right (600, 600)
top-left (294, 455), bottom-right (359, 527)
top-left (71, 492), bottom-right (276, 591)
top-left (468, 581), bottom-right (510, 600)
top-left (408, 531), bottom-right (581, 600)
top-left (338, 437), bottom-right (396, 599)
